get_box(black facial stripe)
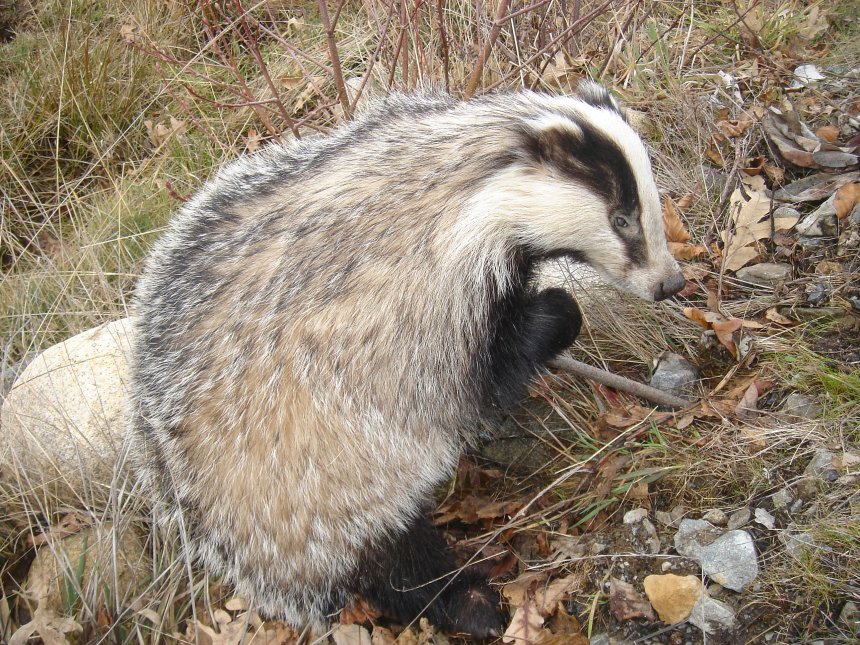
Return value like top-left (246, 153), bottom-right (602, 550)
top-left (522, 120), bottom-right (647, 268)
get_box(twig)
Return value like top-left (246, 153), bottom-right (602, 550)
top-left (464, 0), bottom-right (510, 98)
top-left (549, 354), bottom-right (691, 409)
top-left (435, 0), bottom-right (450, 92)
top-left (318, 0), bottom-right (352, 119)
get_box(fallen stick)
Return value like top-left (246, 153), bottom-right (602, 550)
top-left (549, 354), bottom-right (692, 410)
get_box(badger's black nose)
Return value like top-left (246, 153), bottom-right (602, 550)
top-left (654, 272), bottom-right (686, 301)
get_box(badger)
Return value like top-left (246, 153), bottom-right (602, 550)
top-left (127, 83), bottom-right (685, 637)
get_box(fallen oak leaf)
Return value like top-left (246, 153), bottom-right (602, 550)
top-left (663, 197), bottom-right (691, 243)
top-left (663, 196), bottom-right (709, 261)
top-left (834, 183), bottom-right (860, 220)
top-left (735, 382), bottom-right (759, 416)
top-left (816, 125), bottom-right (839, 143)
top-left (765, 307), bottom-right (795, 325)
top-left (712, 318), bottom-right (743, 357)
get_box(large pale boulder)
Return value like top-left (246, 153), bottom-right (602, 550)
top-left (0, 318), bottom-right (134, 506)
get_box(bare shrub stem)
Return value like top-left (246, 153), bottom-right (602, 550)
top-left (550, 355), bottom-right (691, 409)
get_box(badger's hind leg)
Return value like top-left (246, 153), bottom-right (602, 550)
top-left (352, 513), bottom-right (504, 638)
top-left (486, 287), bottom-right (582, 410)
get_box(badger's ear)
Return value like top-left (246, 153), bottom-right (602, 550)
top-left (577, 81), bottom-right (625, 119)
top-left (520, 116), bottom-right (585, 169)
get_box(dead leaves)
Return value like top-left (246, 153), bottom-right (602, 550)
top-left (834, 182), bottom-right (860, 220)
top-left (721, 175), bottom-right (799, 272)
top-left (608, 577), bottom-right (656, 622)
top-left (144, 116), bottom-right (186, 148)
top-left (663, 196), bottom-right (708, 261)
top-left (9, 609), bottom-right (82, 645)
top-left (502, 573), bottom-right (584, 644)
top-left (763, 107), bottom-right (859, 172)
top-left (683, 306), bottom-right (755, 359)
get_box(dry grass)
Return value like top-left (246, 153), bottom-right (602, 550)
top-left (1, 0), bottom-right (858, 642)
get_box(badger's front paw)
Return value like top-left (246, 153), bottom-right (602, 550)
top-left (435, 576), bottom-right (505, 638)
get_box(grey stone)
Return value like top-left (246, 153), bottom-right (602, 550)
top-left (675, 520), bottom-right (759, 592)
top-left (795, 477), bottom-right (824, 502)
top-left (781, 392), bottom-right (822, 419)
top-left (773, 205), bottom-right (802, 220)
top-left (804, 450), bottom-right (839, 482)
top-left (650, 352), bottom-right (698, 398)
top-left (839, 601), bottom-right (859, 633)
top-left (727, 507), bottom-right (751, 530)
top-left (688, 594), bottom-right (738, 635)
top-left (735, 262), bottom-right (792, 287)
top-left (623, 508), bottom-right (649, 524)
top-left (797, 194), bottom-right (839, 237)
top-left (702, 509), bottom-right (728, 526)
top-left (780, 528), bottom-right (828, 560)
top-left (805, 282), bottom-right (831, 305)
top-left (770, 488), bottom-right (794, 509)
top-left (754, 507), bottom-right (776, 530)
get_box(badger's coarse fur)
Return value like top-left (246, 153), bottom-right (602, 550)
top-left (128, 83), bottom-right (685, 636)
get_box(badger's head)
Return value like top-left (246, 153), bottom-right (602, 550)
top-left (474, 83), bottom-right (685, 302)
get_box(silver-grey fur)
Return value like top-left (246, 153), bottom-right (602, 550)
top-left (127, 86), bottom-right (682, 630)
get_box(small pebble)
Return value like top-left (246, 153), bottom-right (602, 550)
top-left (702, 509), bottom-right (728, 526)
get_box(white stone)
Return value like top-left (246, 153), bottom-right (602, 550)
top-left (623, 508), bottom-right (649, 524)
top-left (0, 318), bottom-right (134, 505)
top-left (688, 594), bottom-right (737, 635)
top-left (674, 520), bottom-right (759, 592)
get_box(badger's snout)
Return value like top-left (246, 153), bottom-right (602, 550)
top-left (653, 272), bottom-right (686, 301)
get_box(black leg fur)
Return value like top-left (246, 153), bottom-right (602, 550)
top-left (484, 287), bottom-right (582, 411)
top-left (351, 513), bottom-right (504, 637)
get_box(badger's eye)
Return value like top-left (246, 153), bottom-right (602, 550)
top-left (614, 216), bottom-right (628, 229)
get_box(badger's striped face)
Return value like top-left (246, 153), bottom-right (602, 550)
top-left (469, 88), bottom-right (684, 301)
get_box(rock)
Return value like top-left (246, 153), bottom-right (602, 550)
top-left (780, 392), bottom-right (821, 419)
top-left (625, 515), bottom-right (661, 554)
top-left (805, 282), bottom-right (831, 305)
top-left (688, 594), bottom-right (738, 635)
top-left (735, 262), bottom-right (792, 287)
top-left (780, 527), bottom-right (828, 560)
top-left (727, 507), bottom-right (751, 530)
top-left (24, 523), bottom-right (149, 614)
top-left (674, 519), bottom-right (721, 550)
top-left (701, 509), bottom-right (728, 527)
top-left (655, 505), bottom-right (687, 528)
top-left (804, 450), bottom-right (839, 482)
top-left (795, 477), bottom-right (824, 503)
top-left (623, 508), bottom-right (649, 524)
top-left (649, 353), bottom-right (698, 398)
top-left (754, 508), bottom-right (776, 530)
top-left (839, 601), bottom-right (858, 634)
top-left (674, 520), bottom-right (759, 592)
top-left (770, 488), bottom-right (794, 509)
top-left (796, 194), bottom-right (839, 237)
top-left (0, 318), bottom-right (134, 506)
top-left (609, 577), bottom-right (656, 622)
top-left (773, 205), bottom-right (802, 220)
top-left (643, 574), bottom-right (703, 624)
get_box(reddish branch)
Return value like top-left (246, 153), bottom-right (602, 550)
top-left (464, 0), bottom-right (510, 98)
top-left (318, 0), bottom-right (352, 119)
